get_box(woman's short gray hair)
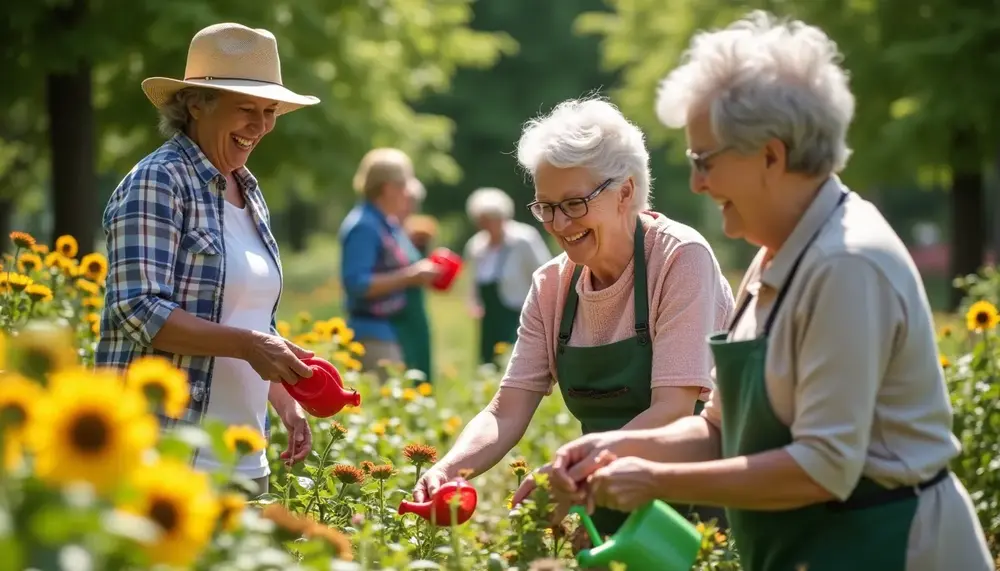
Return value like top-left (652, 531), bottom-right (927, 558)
top-left (655, 11), bottom-right (855, 176)
top-left (157, 87), bottom-right (219, 138)
top-left (516, 97), bottom-right (651, 215)
top-left (466, 187), bottom-right (515, 221)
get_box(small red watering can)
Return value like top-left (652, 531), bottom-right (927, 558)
top-left (397, 477), bottom-right (478, 526)
top-left (283, 357), bottom-right (361, 418)
top-left (427, 247), bottom-right (462, 292)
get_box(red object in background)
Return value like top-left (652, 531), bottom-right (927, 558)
top-left (397, 478), bottom-right (478, 526)
top-left (428, 247), bottom-right (463, 291)
top-left (283, 357), bottom-right (361, 418)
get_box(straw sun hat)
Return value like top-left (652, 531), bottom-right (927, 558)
top-left (141, 22), bottom-right (320, 116)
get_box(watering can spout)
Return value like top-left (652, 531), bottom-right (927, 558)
top-left (397, 499), bottom-right (430, 519)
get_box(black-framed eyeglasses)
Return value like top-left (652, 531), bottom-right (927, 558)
top-left (526, 178), bottom-right (614, 223)
top-left (686, 146), bottom-right (732, 175)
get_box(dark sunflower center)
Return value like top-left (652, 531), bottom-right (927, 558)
top-left (141, 381), bottom-right (167, 405)
top-left (88, 262), bottom-right (101, 274)
top-left (0, 403), bottom-right (27, 428)
top-left (976, 311), bottom-right (990, 325)
top-left (69, 412), bottom-right (110, 453)
top-left (149, 498), bottom-right (180, 533)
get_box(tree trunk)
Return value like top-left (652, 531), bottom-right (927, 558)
top-left (0, 195), bottom-right (13, 249)
top-left (46, 0), bottom-right (97, 253)
top-left (947, 141), bottom-right (986, 310)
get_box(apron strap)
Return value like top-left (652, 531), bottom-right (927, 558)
top-left (557, 216), bottom-right (650, 347)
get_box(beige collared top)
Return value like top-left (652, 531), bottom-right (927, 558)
top-left (701, 177), bottom-right (992, 570)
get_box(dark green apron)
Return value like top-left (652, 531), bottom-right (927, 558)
top-left (390, 236), bottom-right (433, 383)
top-left (477, 245), bottom-right (522, 365)
top-left (556, 217), bottom-right (709, 538)
top-left (708, 191), bottom-right (944, 571)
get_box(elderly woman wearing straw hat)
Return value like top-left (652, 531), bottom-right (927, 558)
top-left (462, 187), bottom-right (552, 365)
top-left (339, 149), bottom-right (441, 383)
top-left (545, 12), bottom-right (993, 571)
top-left (97, 23), bottom-right (320, 494)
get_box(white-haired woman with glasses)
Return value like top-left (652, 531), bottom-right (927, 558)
top-left (411, 96), bottom-right (736, 537)
top-left (463, 187), bottom-right (552, 365)
top-left (545, 12), bottom-right (992, 571)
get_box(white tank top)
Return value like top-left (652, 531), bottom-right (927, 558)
top-left (194, 199), bottom-right (281, 478)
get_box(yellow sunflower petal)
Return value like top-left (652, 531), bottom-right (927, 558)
top-left (27, 368), bottom-right (158, 494)
top-left (125, 356), bottom-right (190, 419)
top-left (121, 458), bottom-right (220, 567)
top-left (55, 235), bottom-right (78, 259)
top-left (966, 300), bottom-right (999, 332)
top-left (79, 252), bottom-right (108, 284)
top-left (222, 425), bottom-right (266, 456)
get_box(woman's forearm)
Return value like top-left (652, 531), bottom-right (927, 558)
top-left (620, 386), bottom-right (702, 430)
top-left (438, 408), bottom-right (531, 479)
top-left (150, 308), bottom-right (252, 359)
top-left (618, 415), bottom-right (723, 464)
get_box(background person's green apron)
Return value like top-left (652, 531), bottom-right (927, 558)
top-left (708, 191), bottom-right (946, 571)
top-left (555, 217), bottom-right (707, 539)
top-left (390, 235), bottom-right (433, 383)
top-left (477, 245), bottom-right (522, 365)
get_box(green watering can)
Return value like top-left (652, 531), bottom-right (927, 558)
top-left (570, 501), bottom-right (701, 571)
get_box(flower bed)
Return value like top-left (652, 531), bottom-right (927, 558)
top-left (1, 231), bottom-right (997, 570)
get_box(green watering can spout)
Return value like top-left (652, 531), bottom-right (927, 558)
top-left (570, 506), bottom-right (618, 568)
top-left (569, 501), bottom-right (702, 571)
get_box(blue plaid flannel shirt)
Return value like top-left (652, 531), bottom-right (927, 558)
top-left (96, 133), bottom-right (282, 431)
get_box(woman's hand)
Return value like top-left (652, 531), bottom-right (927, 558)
top-left (585, 451), bottom-right (663, 513)
top-left (243, 331), bottom-right (314, 384)
top-left (277, 402), bottom-right (312, 466)
top-left (549, 431), bottom-right (632, 494)
top-left (412, 463), bottom-right (451, 502)
top-left (408, 259), bottom-right (443, 287)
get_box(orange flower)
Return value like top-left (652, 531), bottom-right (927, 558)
top-left (331, 464), bottom-right (365, 485)
top-left (402, 443), bottom-right (438, 466)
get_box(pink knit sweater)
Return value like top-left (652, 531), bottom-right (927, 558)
top-left (500, 211), bottom-right (735, 399)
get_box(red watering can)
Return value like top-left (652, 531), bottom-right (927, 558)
top-left (428, 247), bottom-right (462, 292)
top-left (397, 478), bottom-right (478, 526)
top-left (283, 357), bottom-right (361, 418)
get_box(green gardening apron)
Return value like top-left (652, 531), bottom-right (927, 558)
top-left (708, 191), bottom-right (946, 571)
top-left (477, 245), bottom-right (522, 365)
top-left (390, 235), bottom-right (433, 383)
top-left (556, 217), bottom-right (708, 539)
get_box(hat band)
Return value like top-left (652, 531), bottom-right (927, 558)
top-left (184, 75), bottom-right (284, 86)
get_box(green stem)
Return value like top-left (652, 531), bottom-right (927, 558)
top-left (378, 480), bottom-right (386, 546)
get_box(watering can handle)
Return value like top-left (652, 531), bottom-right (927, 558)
top-left (569, 506), bottom-right (603, 547)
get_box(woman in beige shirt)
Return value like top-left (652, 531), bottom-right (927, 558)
top-left (543, 11), bottom-right (993, 571)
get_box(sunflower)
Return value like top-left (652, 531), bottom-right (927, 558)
top-left (276, 320), bottom-right (291, 338)
top-left (125, 356), bottom-right (190, 419)
top-left (417, 382), bottom-right (432, 397)
top-left (27, 368), bottom-right (158, 493)
top-left (0, 374), bottom-right (44, 471)
top-left (120, 458), bottom-right (220, 567)
top-left (43, 252), bottom-right (64, 270)
top-left (31, 243), bottom-right (49, 255)
top-left (223, 425), bottom-right (266, 456)
top-left (217, 493), bottom-right (246, 532)
top-left (940, 355), bottom-right (951, 369)
top-left (9, 231), bottom-right (36, 249)
top-left (966, 300), bottom-right (999, 333)
top-left (78, 252), bottom-right (108, 283)
top-left (25, 284), bottom-right (53, 303)
top-left (402, 388), bottom-right (417, 402)
top-left (75, 278), bottom-right (100, 296)
top-left (55, 235), bottom-right (78, 259)
top-left (347, 341), bottom-right (365, 356)
top-left (6, 273), bottom-right (32, 293)
top-left (17, 252), bottom-right (42, 274)
top-left (7, 322), bottom-right (78, 381)
top-left (81, 295), bottom-right (103, 310)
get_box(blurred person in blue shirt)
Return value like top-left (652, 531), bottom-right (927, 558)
top-left (338, 148), bottom-right (440, 383)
